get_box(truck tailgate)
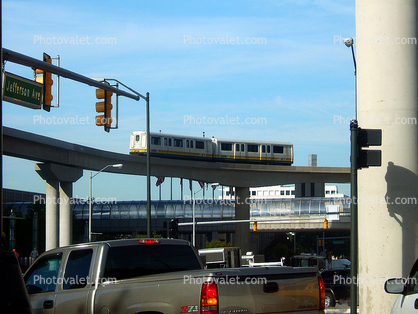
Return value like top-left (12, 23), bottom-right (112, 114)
top-left (215, 267), bottom-right (322, 314)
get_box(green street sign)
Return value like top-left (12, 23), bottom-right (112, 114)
top-left (3, 71), bottom-right (43, 109)
top-left (333, 240), bottom-right (345, 245)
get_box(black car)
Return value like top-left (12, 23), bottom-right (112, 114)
top-left (320, 268), bottom-right (351, 307)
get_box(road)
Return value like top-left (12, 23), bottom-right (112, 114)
top-left (325, 304), bottom-right (359, 313)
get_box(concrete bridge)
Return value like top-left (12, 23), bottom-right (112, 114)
top-left (3, 126), bottom-right (350, 252)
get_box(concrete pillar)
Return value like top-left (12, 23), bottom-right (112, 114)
top-left (357, 1), bottom-right (418, 313)
top-left (36, 163), bottom-right (83, 250)
top-left (234, 187), bottom-right (251, 254)
top-left (59, 182), bottom-right (72, 247)
top-left (45, 180), bottom-right (59, 251)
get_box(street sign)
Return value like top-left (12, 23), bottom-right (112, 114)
top-left (2, 71), bottom-right (43, 109)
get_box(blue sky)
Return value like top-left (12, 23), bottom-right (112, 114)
top-left (3, 0), bottom-right (355, 201)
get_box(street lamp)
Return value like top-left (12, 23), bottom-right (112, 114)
top-left (192, 187), bottom-right (204, 247)
top-left (344, 37), bottom-right (358, 314)
top-left (88, 163), bottom-right (123, 242)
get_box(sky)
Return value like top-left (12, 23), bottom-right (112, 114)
top-left (2, 0), bottom-right (355, 201)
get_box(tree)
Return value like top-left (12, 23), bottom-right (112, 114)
top-left (205, 239), bottom-right (232, 248)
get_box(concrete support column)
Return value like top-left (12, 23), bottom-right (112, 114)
top-left (234, 187), bottom-right (251, 254)
top-left (59, 182), bottom-right (72, 247)
top-left (36, 163), bottom-right (83, 250)
top-left (45, 180), bottom-right (59, 251)
top-left (357, 1), bottom-right (418, 312)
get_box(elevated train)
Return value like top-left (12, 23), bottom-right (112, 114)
top-left (130, 131), bottom-right (293, 165)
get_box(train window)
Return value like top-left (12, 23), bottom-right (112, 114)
top-left (267, 145), bottom-right (271, 153)
top-left (241, 144), bottom-right (244, 151)
top-left (191, 141), bottom-right (194, 149)
top-left (135, 135), bottom-right (140, 142)
top-left (164, 138), bottom-right (167, 146)
top-left (169, 138), bottom-right (172, 146)
top-left (236, 144), bottom-right (240, 151)
top-left (221, 143), bottom-right (233, 151)
top-left (247, 144), bottom-right (258, 153)
top-left (273, 145), bottom-right (284, 154)
top-left (186, 140), bottom-right (189, 148)
top-left (151, 137), bottom-right (161, 145)
top-left (174, 139), bottom-right (183, 147)
top-left (262, 145), bottom-right (265, 153)
top-left (196, 141), bottom-right (205, 149)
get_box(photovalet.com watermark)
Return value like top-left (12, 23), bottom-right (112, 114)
top-left (333, 275), bottom-right (417, 286)
top-left (182, 196), bottom-right (269, 206)
top-left (31, 274), bottom-right (117, 287)
top-left (184, 35), bottom-right (267, 45)
top-left (183, 115), bottom-right (267, 125)
top-left (333, 115), bottom-right (418, 126)
top-left (33, 195), bottom-right (117, 205)
top-left (33, 115), bottom-right (116, 126)
top-left (34, 35), bottom-right (117, 45)
top-left (183, 275), bottom-right (267, 285)
top-left (334, 34), bottom-right (418, 46)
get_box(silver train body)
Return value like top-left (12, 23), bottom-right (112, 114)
top-left (130, 131), bottom-right (293, 165)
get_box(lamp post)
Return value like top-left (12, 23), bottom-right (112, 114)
top-left (344, 37), bottom-right (358, 314)
top-left (192, 187), bottom-right (204, 247)
top-left (89, 163), bottom-right (123, 242)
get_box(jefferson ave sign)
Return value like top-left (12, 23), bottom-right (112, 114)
top-left (2, 71), bottom-right (42, 109)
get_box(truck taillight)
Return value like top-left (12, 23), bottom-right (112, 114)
top-left (201, 281), bottom-right (218, 314)
top-left (137, 239), bottom-right (161, 244)
top-left (318, 275), bottom-right (325, 310)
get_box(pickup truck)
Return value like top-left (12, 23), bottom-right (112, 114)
top-left (24, 238), bottom-right (325, 314)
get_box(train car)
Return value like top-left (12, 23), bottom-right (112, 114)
top-left (212, 138), bottom-right (293, 165)
top-left (130, 131), bottom-right (293, 165)
top-left (130, 131), bottom-right (213, 160)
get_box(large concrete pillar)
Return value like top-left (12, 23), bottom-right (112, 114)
top-left (234, 187), bottom-right (252, 254)
top-left (45, 180), bottom-right (59, 251)
top-left (36, 163), bottom-right (83, 250)
top-left (357, 1), bottom-right (418, 313)
top-left (59, 182), bottom-right (72, 247)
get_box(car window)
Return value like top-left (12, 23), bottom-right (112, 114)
top-left (24, 252), bottom-right (62, 294)
top-left (103, 244), bottom-right (201, 281)
top-left (63, 249), bottom-right (93, 290)
top-left (405, 258), bottom-right (418, 294)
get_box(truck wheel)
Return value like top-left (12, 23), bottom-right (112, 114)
top-left (325, 291), bottom-right (336, 308)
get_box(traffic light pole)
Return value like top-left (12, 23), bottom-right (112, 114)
top-left (2, 48), bottom-right (140, 101)
top-left (350, 119), bottom-right (358, 314)
top-left (146, 93), bottom-right (151, 238)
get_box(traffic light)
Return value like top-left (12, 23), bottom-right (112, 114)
top-left (357, 128), bottom-right (382, 168)
top-left (252, 221), bottom-right (258, 231)
top-left (353, 123), bottom-right (382, 169)
top-left (95, 87), bottom-right (113, 132)
top-left (324, 219), bottom-right (329, 229)
top-left (318, 240), bottom-right (323, 246)
top-left (170, 218), bottom-right (179, 239)
top-left (35, 52), bottom-right (53, 111)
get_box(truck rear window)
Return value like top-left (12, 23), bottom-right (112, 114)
top-left (103, 244), bottom-right (202, 281)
